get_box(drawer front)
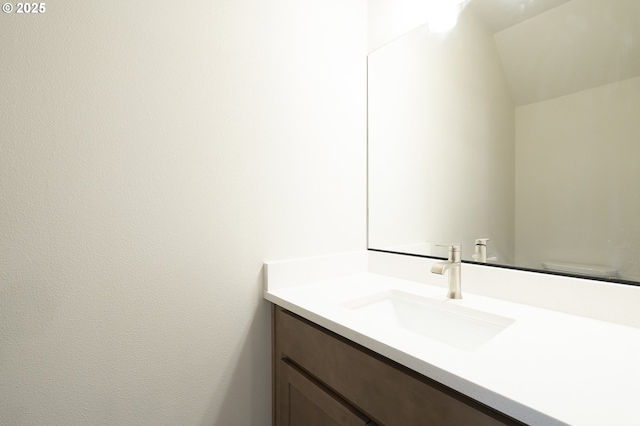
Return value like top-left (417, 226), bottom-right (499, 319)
top-left (274, 306), bottom-right (521, 426)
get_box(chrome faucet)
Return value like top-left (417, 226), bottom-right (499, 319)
top-left (431, 244), bottom-right (462, 299)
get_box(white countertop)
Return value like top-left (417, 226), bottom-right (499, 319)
top-left (264, 251), bottom-right (640, 426)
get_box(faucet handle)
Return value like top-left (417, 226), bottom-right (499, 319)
top-left (435, 243), bottom-right (461, 261)
top-left (436, 243), bottom-right (461, 251)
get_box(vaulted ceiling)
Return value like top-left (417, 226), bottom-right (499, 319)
top-left (468, 0), bottom-right (640, 106)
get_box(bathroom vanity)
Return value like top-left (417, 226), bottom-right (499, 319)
top-left (273, 305), bottom-right (521, 425)
top-left (265, 251), bottom-right (640, 426)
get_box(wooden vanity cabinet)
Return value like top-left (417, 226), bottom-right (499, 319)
top-left (272, 305), bottom-right (523, 426)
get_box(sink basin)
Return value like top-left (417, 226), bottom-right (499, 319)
top-left (342, 290), bottom-right (514, 351)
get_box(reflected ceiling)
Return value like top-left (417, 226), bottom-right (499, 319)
top-left (469, 0), bottom-right (640, 105)
top-left (468, 0), bottom-right (571, 33)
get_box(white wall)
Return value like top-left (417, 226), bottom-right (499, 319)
top-left (0, 1), bottom-right (367, 424)
top-left (368, 6), bottom-right (515, 262)
top-left (368, 0), bottom-right (434, 52)
top-left (515, 76), bottom-right (640, 280)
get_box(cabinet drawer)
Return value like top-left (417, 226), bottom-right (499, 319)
top-left (274, 306), bottom-right (521, 426)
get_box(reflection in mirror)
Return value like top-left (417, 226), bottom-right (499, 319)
top-left (368, 0), bottom-right (640, 284)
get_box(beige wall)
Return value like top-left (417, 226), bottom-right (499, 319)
top-left (368, 7), bottom-right (515, 262)
top-left (515, 76), bottom-right (640, 280)
top-left (0, 1), bottom-right (367, 424)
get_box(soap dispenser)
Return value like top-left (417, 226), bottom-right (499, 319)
top-left (472, 238), bottom-right (490, 263)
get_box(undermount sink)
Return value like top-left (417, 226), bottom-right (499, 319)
top-left (342, 290), bottom-right (514, 351)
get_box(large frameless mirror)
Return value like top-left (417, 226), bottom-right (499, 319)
top-left (368, 0), bottom-right (640, 284)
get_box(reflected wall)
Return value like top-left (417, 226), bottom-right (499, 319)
top-left (368, 9), bottom-right (515, 262)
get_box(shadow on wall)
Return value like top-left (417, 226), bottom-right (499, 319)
top-left (203, 272), bottom-right (272, 426)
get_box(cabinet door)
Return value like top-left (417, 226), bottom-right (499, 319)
top-left (273, 305), bottom-right (522, 426)
top-left (276, 359), bottom-right (371, 426)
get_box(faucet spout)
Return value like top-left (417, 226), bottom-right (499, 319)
top-left (431, 244), bottom-right (462, 299)
top-left (431, 261), bottom-right (453, 275)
